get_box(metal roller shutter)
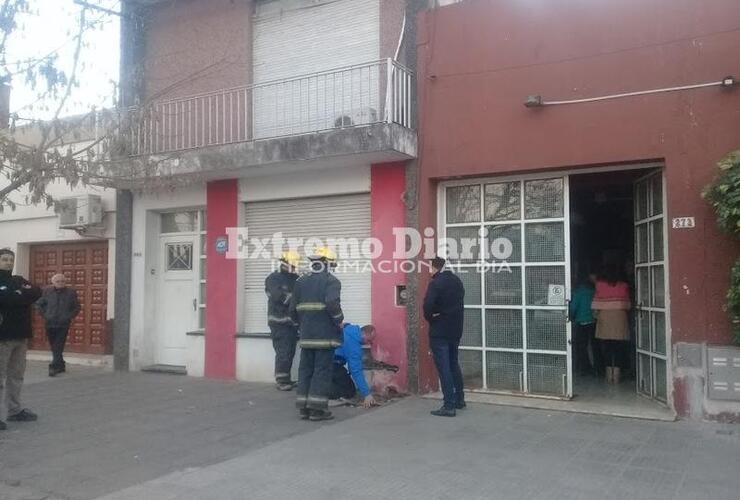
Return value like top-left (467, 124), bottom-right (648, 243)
top-left (254, 0), bottom-right (380, 82)
top-left (253, 0), bottom-right (381, 138)
top-left (243, 193), bottom-right (371, 333)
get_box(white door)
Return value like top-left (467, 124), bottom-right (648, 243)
top-left (157, 234), bottom-right (199, 366)
top-left (442, 175), bottom-right (572, 397)
top-left (634, 171), bottom-right (669, 403)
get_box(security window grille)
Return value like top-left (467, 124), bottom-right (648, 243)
top-left (166, 243), bottom-right (193, 271)
top-left (442, 177), bottom-right (571, 397)
top-left (634, 172), bottom-right (668, 403)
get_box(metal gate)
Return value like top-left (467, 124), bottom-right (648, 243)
top-left (442, 175), bottom-right (572, 397)
top-left (634, 171), bottom-right (669, 402)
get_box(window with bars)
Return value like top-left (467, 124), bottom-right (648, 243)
top-left (634, 173), bottom-right (667, 403)
top-left (444, 178), bottom-right (570, 397)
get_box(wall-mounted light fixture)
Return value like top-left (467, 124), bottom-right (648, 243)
top-left (524, 76), bottom-right (736, 108)
top-left (524, 95), bottom-right (543, 108)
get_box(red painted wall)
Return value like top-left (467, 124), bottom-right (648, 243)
top-left (371, 163), bottom-right (408, 392)
top-left (205, 180), bottom-right (238, 379)
top-left (416, 0), bottom-right (740, 391)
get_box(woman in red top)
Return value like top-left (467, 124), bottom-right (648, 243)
top-left (591, 263), bottom-right (631, 384)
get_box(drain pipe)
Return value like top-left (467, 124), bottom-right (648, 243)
top-left (395, 12), bottom-right (407, 60)
top-left (385, 12), bottom-right (407, 123)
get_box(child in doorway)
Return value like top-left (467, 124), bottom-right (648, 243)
top-left (569, 270), bottom-right (597, 376)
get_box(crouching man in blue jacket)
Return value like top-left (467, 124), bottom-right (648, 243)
top-left (331, 323), bottom-right (377, 409)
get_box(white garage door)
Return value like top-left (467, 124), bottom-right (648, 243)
top-left (243, 193), bottom-right (372, 333)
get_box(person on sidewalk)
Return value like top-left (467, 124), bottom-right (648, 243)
top-left (0, 248), bottom-right (42, 431)
top-left (265, 251), bottom-right (301, 391)
top-left (423, 256), bottom-right (466, 417)
top-left (290, 246), bottom-right (344, 422)
top-left (592, 263), bottom-right (632, 385)
top-left (36, 273), bottom-right (81, 377)
top-left (569, 270), bottom-right (598, 377)
top-left (330, 323), bottom-right (378, 409)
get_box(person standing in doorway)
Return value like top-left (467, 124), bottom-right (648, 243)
top-left (36, 274), bottom-right (81, 377)
top-left (592, 263), bottom-right (631, 384)
top-left (569, 270), bottom-right (597, 376)
top-left (290, 246), bottom-right (344, 422)
top-left (0, 248), bottom-right (42, 430)
top-left (424, 256), bottom-right (466, 417)
top-left (265, 251), bottom-right (301, 391)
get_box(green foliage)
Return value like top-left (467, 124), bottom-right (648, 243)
top-left (704, 151), bottom-right (740, 344)
top-left (729, 260), bottom-right (740, 344)
top-left (703, 150), bottom-right (740, 237)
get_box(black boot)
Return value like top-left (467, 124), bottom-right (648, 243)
top-left (0, 420), bottom-right (6, 431)
top-left (7, 409), bottom-right (38, 422)
top-left (431, 406), bottom-right (456, 417)
top-left (308, 410), bottom-right (334, 422)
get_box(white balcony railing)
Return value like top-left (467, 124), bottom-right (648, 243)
top-left (127, 58), bottom-right (414, 156)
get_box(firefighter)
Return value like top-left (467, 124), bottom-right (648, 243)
top-left (290, 246), bottom-right (344, 421)
top-left (265, 250), bottom-right (301, 391)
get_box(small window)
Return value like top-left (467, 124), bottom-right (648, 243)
top-left (166, 243), bottom-right (193, 271)
top-left (161, 211), bottom-right (198, 233)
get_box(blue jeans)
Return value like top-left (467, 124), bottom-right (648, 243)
top-left (430, 337), bottom-right (464, 409)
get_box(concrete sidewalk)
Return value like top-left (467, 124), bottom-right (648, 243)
top-left (1, 364), bottom-right (738, 500)
top-left (95, 398), bottom-right (739, 500)
top-left (0, 362), bottom-right (363, 500)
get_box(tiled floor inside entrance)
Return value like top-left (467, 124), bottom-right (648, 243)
top-left (425, 374), bottom-right (675, 421)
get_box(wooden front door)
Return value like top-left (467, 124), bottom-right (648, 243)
top-left (30, 242), bottom-right (110, 355)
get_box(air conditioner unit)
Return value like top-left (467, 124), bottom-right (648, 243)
top-left (56, 194), bottom-right (103, 229)
top-left (334, 107), bottom-right (378, 128)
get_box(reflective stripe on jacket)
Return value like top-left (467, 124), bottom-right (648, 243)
top-left (289, 266), bottom-right (343, 348)
top-left (265, 269), bottom-right (298, 327)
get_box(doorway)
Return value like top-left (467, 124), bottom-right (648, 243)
top-left (439, 165), bottom-right (671, 415)
top-left (29, 241), bottom-right (109, 354)
top-left (154, 210), bottom-right (206, 367)
top-left (569, 168), bottom-right (669, 409)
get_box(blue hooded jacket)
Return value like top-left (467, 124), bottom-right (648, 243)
top-left (334, 324), bottom-right (370, 397)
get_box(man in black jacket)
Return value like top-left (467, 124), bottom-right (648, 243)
top-left (0, 248), bottom-right (42, 430)
top-left (290, 246), bottom-right (344, 422)
top-left (423, 256), bottom-right (466, 417)
top-left (265, 251), bottom-right (300, 390)
top-left (36, 273), bottom-right (81, 377)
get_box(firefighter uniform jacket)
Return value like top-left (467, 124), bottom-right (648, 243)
top-left (289, 265), bottom-right (344, 349)
top-left (265, 269), bottom-right (299, 327)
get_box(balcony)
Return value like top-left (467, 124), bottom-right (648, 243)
top-left (125, 59), bottom-right (416, 169)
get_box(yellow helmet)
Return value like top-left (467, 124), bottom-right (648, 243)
top-left (310, 246), bottom-right (337, 262)
top-left (280, 250), bottom-right (301, 268)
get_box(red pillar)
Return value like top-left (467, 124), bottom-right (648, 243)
top-left (370, 163), bottom-right (407, 392)
top-left (205, 180), bottom-right (238, 379)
